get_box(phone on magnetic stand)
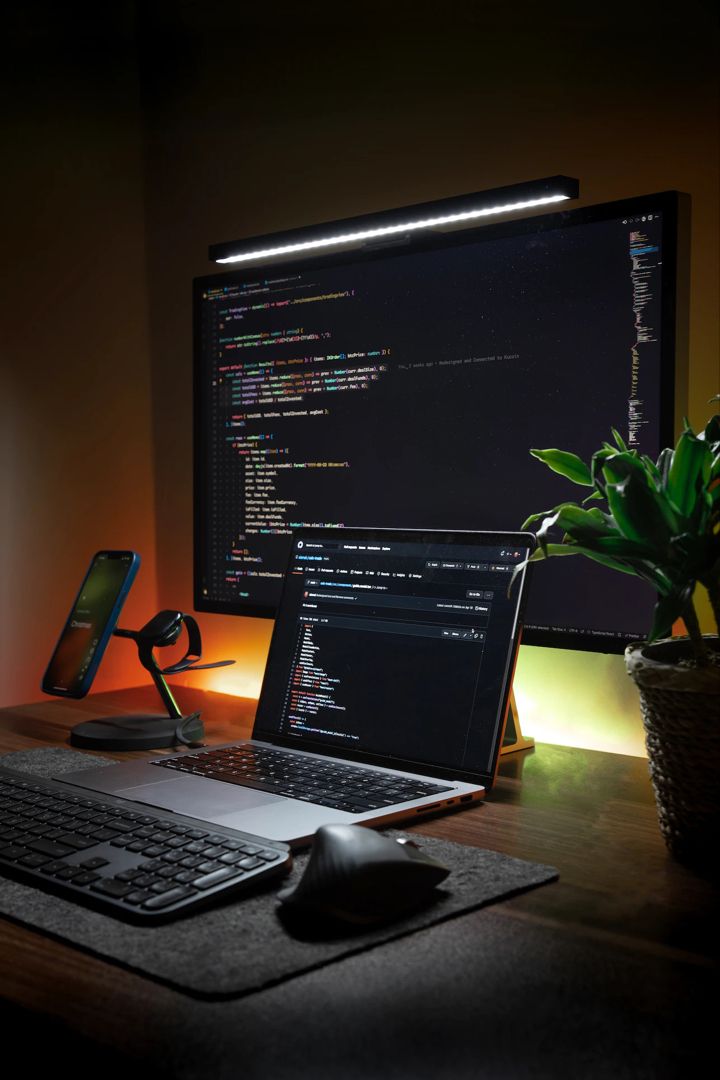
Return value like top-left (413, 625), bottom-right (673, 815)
top-left (41, 551), bottom-right (140, 698)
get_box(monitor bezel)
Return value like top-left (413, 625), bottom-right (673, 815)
top-left (193, 190), bottom-right (689, 653)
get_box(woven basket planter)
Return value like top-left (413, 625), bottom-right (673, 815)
top-left (625, 636), bottom-right (720, 869)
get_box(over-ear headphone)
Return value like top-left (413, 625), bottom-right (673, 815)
top-left (115, 610), bottom-right (234, 676)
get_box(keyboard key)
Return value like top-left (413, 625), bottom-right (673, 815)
top-left (142, 886), bottom-right (197, 910)
top-left (55, 834), bottom-right (96, 851)
top-left (0, 844), bottom-right (29, 860)
top-left (238, 856), bottom-right (265, 871)
top-left (40, 860), bottom-right (68, 875)
top-left (91, 878), bottom-right (135, 898)
top-left (56, 866), bottom-right (85, 881)
top-left (192, 866), bottom-right (245, 890)
top-left (26, 838), bottom-right (74, 859)
top-left (80, 856), bottom-right (110, 869)
top-left (125, 890), bottom-right (154, 905)
top-left (0, 829), bottom-right (28, 844)
top-left (116, 868), bottom-right (146, 882)
top-left (19, 853), bottom-right (52, 868)
top-left (73, 872), bottom-right (101, 886)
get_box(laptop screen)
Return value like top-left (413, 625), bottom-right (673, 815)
top-left (253, 528), bottom-right (534, 784)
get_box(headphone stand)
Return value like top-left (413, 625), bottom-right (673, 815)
top-left (69, 712), bottom-right (204, 751)
top-left (69, 611), bottom-right (232, 752)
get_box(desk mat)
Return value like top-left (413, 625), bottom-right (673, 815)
top-left (0, 748), bottom-right (558, 1000)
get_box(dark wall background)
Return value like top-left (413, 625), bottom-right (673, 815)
top-left (1, 6), bottom-right (158, 705)
top-left (2, 3), bottom-right (718, 750)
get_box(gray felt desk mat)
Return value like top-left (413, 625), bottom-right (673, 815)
top-left (0, 748), bottom-right (558, 1000)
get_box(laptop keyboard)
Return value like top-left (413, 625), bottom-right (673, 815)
top-left (151, 745), bottom-right (453, 814)
top-left (0, 766), bottom-right (291, 922)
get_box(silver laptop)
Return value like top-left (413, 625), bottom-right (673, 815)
top-left (60, 527), bottom-right (534, 846)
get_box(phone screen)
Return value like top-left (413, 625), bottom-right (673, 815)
top-left (42, 551), bottom-right (140, 697)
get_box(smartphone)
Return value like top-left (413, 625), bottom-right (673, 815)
top-left (41, 551), bottom-right (141, 698)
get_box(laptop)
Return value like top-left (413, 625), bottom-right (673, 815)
top-left (60, 527), bottom-right (535, 846)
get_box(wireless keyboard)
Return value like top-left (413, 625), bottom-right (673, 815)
top-left (0, 765), bottom-right (292, 922)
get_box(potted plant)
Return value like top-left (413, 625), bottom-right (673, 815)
top-left (516, 404), bottom-right (720, 868)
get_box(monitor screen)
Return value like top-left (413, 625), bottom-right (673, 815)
top-left (194, 191), bottom-right (687, 652)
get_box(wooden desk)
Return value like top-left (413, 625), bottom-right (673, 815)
top-left (0, 687), bottom-right (716, 1078)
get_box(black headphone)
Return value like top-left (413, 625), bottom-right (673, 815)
top-left (114, 610), bottom-right (235, 676)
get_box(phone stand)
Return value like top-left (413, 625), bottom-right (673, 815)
top-left (69, 611), bottom-right (234, 752)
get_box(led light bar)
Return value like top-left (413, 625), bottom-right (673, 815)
top-left (209, 176), bottom-right (580, 266)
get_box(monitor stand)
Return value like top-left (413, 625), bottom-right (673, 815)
top-left (500, 690), bottom-right (534, 754)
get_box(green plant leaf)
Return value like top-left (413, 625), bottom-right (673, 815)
top-left (506, 542), bottom-right (631, 593)
top-left (519, 413), bottom-right (720, 638)
top-left (657, 447), bottom-right (673, 487)
top-left (552, 504), bottom-right (616, 539)
top-left (529, 448), bottom-right (593, 486)
top-left (579, 548), bottom-right (647, 576)
top-left (605, 472), bottom-right (675, 546)
top-left (587, 536), bottom-right (657, 559)
top-left (666, 428), bottom-right (710, 518)
top-left (600, 450), bottom-right (647, 485)
top-left (641, 454), bottom-right (661, 485)
top-left (521, 501), bottom-right (590, 531)
top-left (590, 447), bottom-right (616, 494)
top-left (528, 539), bottom-right (641, 576)
top-left (530, 504), bottom-right (618, 560)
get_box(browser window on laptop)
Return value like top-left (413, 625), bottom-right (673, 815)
top-left (255, 529), bottom-right (533, 783)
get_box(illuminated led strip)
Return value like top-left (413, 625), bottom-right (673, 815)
top-left (214, 193), bottom-right (572, 265)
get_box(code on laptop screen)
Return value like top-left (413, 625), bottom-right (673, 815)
top-left (253, 529), bottom-right (532, 781)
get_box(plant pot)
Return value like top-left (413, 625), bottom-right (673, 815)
top-left (625, 635), bottom-right (720, 870)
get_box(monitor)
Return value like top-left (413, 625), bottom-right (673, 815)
top-left (193, 191), bottom-right (688, 653)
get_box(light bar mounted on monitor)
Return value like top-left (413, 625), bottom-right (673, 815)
top-left (208, 176), bottom-right (580, 266)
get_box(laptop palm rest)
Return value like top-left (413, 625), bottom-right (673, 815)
top-left (65, 762), bottom-right (369, 843)
top-left (96, 771), bottom-right (277, 817)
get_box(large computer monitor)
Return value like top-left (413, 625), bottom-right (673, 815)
top-left (193, 191), bottom-right (688, 653)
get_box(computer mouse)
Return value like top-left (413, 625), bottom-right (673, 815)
top-left (277, 823), bottom-right (450, 925)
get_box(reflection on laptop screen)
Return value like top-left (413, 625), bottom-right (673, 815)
top-left (254, 530), bottom-right (532, 781)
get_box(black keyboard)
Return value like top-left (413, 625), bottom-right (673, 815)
top-left (0, 766), bottom-right (291, 922)
top-left (151, 744), bottom-right (453, 814)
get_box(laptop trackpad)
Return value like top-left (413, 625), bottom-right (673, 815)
top-left (114, 775), bottom-right (278, 816)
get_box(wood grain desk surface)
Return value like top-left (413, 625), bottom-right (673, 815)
top-left (0, 686), bottom-right (716, 1078)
